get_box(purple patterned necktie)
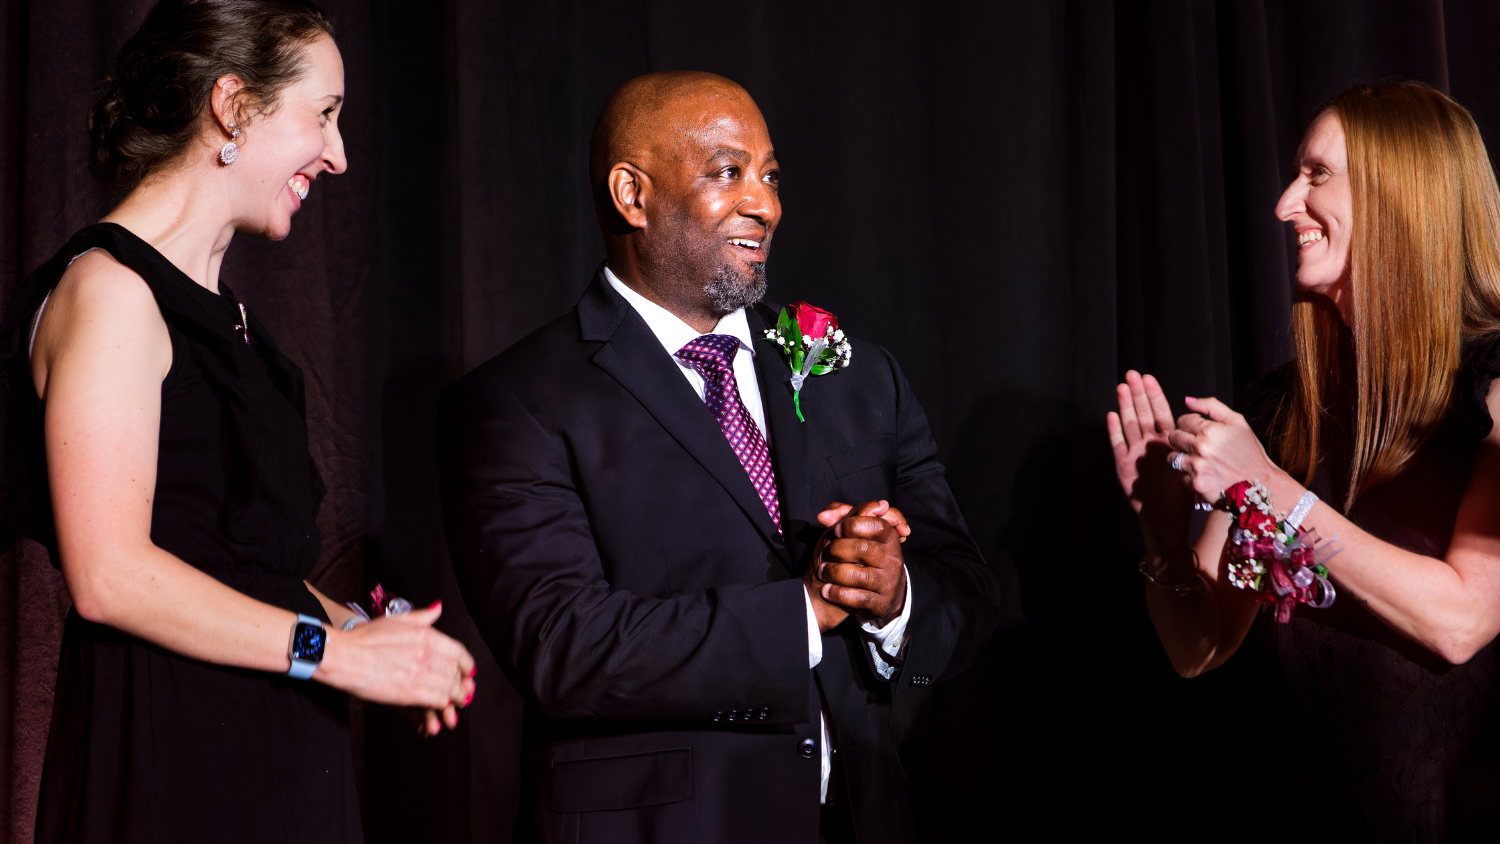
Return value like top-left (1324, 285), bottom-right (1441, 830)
top-left (675, 334), bottom-right (782, 534)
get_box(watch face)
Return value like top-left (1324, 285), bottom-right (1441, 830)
top-left (291, 622), bottom-right (326, 663)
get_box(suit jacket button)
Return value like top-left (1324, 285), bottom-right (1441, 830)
top-left (759, 708), bottom-right (769, 720)
top-left (712, 712), bottom-right (723, 722)
top-left (799, 738), bottom-right (816, 759)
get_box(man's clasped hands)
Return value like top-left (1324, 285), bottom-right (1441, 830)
top-left (805, 500), bottom-right (912, 632)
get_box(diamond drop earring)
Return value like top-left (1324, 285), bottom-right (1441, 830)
top-left (219, 125), bottom-right (240, 165)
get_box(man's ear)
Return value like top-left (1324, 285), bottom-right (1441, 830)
top-left (607, 163), bottom-right (651, 229)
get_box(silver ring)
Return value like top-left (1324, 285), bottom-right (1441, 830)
top-left (1169, 451), bottom-right (1187, 472)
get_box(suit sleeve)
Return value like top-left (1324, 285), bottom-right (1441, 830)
top-left (437, 377), bottom-right (810, 725)
top-left (876, 350), bottom-right (1003, 740)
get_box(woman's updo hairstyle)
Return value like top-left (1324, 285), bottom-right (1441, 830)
top-left (89, 0), bottom-right (334, 191)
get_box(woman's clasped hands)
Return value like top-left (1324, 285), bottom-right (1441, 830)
top-left (318, 601), bottom-right (477, 737)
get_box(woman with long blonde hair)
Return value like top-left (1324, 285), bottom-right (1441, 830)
top-left (1110, 81), bottom-right (1500, 838)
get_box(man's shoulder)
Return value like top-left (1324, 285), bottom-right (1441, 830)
top-left (448, 308), bottom-right (593, 401)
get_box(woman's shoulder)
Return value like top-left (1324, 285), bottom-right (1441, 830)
top-left (1462, 329), bottom-right (1500, 375)
top-left (59, 246), bottom-right (147, 290)
top-left (1459, 330), bottom-right (1500, 434)
top-left (45, 249), bottom-right (163, 338)
top-left (31, 248), bottom-right (171, 394)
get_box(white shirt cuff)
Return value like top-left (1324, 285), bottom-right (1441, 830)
top-left (859, 566), bottom-right (913, 659)
top-left (804, 584), bottom-right (823, 669)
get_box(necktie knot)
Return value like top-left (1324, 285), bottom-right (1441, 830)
top-left (675, 334), bottom-right (740, 374)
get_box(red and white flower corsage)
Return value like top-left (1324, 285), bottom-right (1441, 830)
top-left (1218, 480), bottom-right (1341, 623)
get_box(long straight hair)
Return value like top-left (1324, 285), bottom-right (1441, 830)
top-left (1271, 82), bottom-right (1500, 509)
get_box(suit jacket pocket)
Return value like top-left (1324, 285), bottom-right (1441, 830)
top-left (549, 747), bottom-right (693, 813)
top-left (827, 442), bottom-right (888, 478)
top-left (826, 441), bottom-right (894, 504)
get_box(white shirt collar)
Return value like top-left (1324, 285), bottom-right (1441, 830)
top-left (603, 266), bottom-right (757, 358)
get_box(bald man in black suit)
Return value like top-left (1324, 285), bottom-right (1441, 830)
top-left (438, 71), bottom-right (1001, 844)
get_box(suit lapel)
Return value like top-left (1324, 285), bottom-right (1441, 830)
top-left (749, 303), bottom-right (816, 573)
top-left (580, 273), bottom-right (790, 565)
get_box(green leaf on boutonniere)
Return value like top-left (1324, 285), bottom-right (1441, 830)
top-left (787, 314), bottom-right (805, 373)
top-left (809, 363), bottom-right (834, 375)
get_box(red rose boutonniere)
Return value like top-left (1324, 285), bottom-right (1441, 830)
top-left (761, 302), bottom-right (852, 422)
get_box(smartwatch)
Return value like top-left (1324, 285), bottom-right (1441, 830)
top-left (287, 613), bottom-right (327, 680)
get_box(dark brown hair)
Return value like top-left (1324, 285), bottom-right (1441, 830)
top-left (1270, 81), bottom-right (1500, 508)
top-left (88, 0), bottom-right (334, 191)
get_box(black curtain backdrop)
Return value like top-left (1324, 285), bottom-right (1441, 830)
top-left (4, 1), bottom-right (1500, 841)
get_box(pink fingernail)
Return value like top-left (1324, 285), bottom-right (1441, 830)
top-left (468, 666), bottom-right (477, 679)
top-left (463, 690), bottom-right (474, 707)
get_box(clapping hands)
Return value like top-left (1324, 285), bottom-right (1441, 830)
top-left (804, 500), bottom-right (910, 632)
top-left (1106, 371), bottom-right (1281, 551)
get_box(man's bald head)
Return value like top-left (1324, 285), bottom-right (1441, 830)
top-left (589, 71), bottom-right (762, 193)
top-left (589, 71), bottom-right (781, 333)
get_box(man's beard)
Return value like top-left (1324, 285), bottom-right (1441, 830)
top-left (704, 261), bottom-right (767, 314)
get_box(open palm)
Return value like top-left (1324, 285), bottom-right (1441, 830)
top-left (1106, 371), bottom-right (1194, 550)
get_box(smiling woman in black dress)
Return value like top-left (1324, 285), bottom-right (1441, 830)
top-left (3, 2), bottom-right (476, 841)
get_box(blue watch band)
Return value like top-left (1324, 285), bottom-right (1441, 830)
top-left (288, 613), bottom-right (325, 680)
top-left (288, 658), bottom-right (318, 680)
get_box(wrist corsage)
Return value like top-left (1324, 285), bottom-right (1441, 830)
top-left (342, 583), bottom-right (415, 629)
top-left (1217, 480), bottom-right (1341, 623)
top-left (761, 301), bottom-right (852, 422)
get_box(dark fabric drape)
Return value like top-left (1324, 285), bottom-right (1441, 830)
top-left (4, 1), bottom-right (1500, 841)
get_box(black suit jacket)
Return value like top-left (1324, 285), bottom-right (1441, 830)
top-left (438, 271), bottom-right (1001, 844)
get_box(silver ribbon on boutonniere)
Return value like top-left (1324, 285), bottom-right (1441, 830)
top-left (762, 302), bottom-right (852, 422)
top-left (792, 337), bottom-right (829, 392)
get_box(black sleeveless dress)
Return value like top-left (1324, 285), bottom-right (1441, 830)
top-left (1239, 333), bottom-right (1500, 842)
top-left (2, 225), bottom-right (362, 842)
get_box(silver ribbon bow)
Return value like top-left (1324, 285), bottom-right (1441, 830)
top-left (790, 338), bottom-right (828, 392)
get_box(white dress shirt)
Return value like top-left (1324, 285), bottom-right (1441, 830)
top-left (604, 267), bottom-right (913, 803)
